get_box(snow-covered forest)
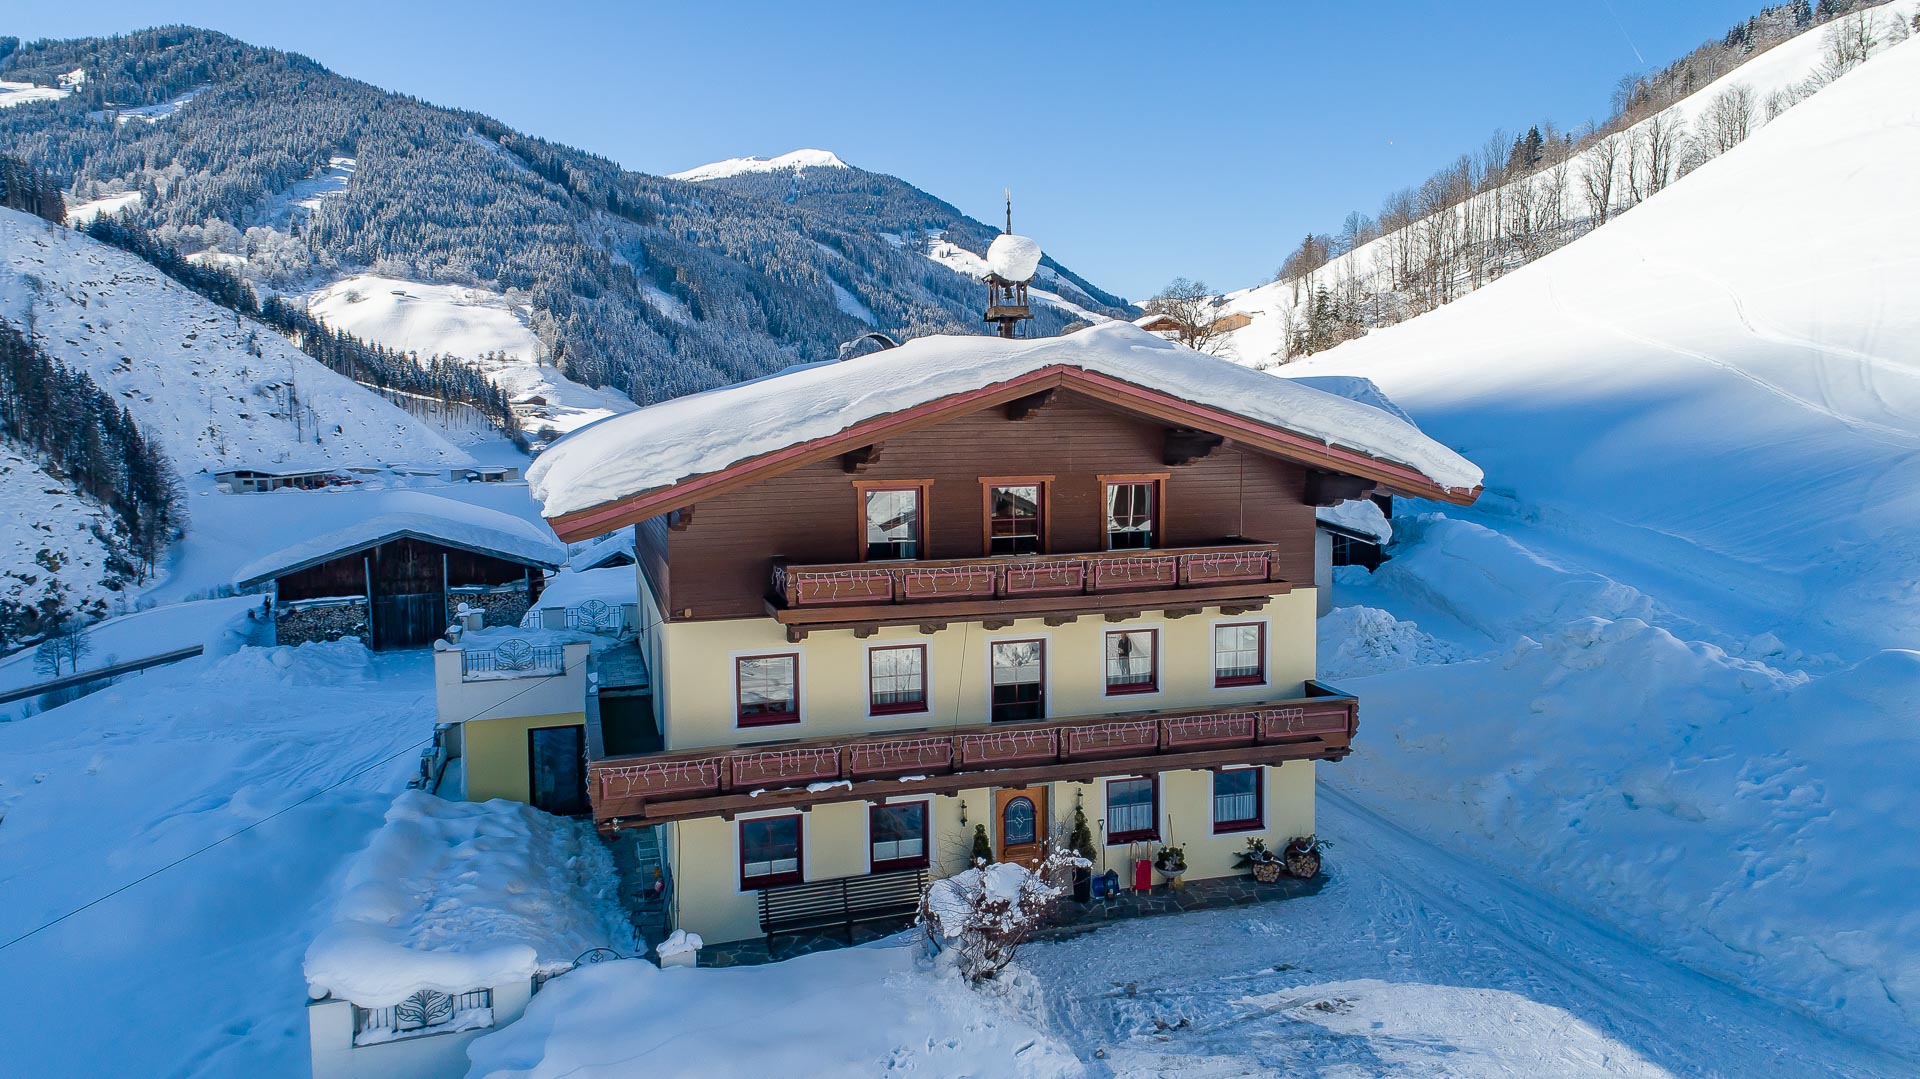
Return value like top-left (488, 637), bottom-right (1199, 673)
top-left (0, 28), bottom-right (1131, 405)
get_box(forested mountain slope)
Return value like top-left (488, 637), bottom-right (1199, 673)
top-left (0, 28), bottom-right (1130, 405)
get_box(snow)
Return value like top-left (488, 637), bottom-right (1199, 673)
top-left (986, 232), bottom-right (1042, 282)
top-left (829, 280), bottom-right (875, 325)
top-left (1217, 1), bottom-right (1920, 366)
top-left (0, 207), bottom-right (472, 474)
top-left (0, 595), bottom-right (261, 712)
top-left (0, 640), bottom-right (444, 1075)
top-left (263, 155), bottom-right (356, 229)
top-left (303, 274), bottom-right (635, 436)
top-left (668, 148), bottom-right (849, 182)
top-left (924, 235), bottom-right (1113, 323)
top-left (1290, 36), bottom-right (1920, 1054)
top-left (653, 929), bottom-right (701, 959)
top-left (463, 946), bottom-right (1083, 1079)
top-left (0, 80), bottom-right (70, 109)
top-left (528, 321), bottom-right (1483, 520)
top-left (533, 566), bottom-right (637, 613)
top-left (0, 440), bottom-right (126, 625)
top-left (231, 491), bottom-right (565, 587)
top-left (1316, 497), bottom-right (1391, 543)
top-left (88, 86), bottom-right (205, 125)
top-left (304, 790), bottom-right (636, 1006)
top-left (62, 190), bottom-right (143, 227)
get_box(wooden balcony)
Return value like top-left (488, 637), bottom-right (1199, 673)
top-left (587, 682), bottom-right (1357, 829)
top-left (768, 542), bottom-right (1290, 636)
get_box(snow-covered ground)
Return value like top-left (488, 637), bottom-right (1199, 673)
top-left (1277, 31), bottom-right (1920, 1056)
top-left (303, 273), bottom-right (635, 436)
top-left (63, 189), bottom-right (143, 226)
top-left (0, 594), bottom-right (260, 711)
top-left (0, 80), bottom-right (70, 109)
top-left (0, 440), bottom-right (126, 625)
top-left (0, 640), bottom-right (440, 1075)
top-left (668, 147), bottom-right (849, 182)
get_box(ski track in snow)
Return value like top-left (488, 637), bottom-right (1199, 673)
top-left (1015, 785), bottom-right (1915, 1077)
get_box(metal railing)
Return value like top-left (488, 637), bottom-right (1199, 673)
top-left (459, 639), bottom-right (566, 679)
top-left (351, 988), bottom-right (493, 1046)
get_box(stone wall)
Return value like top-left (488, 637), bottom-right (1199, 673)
top-left (278, 600), bottom-right (370, 647)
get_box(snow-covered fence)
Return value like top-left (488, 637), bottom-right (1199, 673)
top-left (460, 640), bottom-right (566, 679)
top-left (308, 982), bottom-right (533, 1079)
top-left (523, 599), bottom-right (639, 638)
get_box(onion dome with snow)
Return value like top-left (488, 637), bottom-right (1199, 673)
top-left (985, 233), bottom-right (1042, 283)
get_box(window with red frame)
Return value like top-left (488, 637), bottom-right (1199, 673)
top-left (868, 802), bottom-right (929, 871)
top-left (1212, 768), bottom-right (1263, 833)
top-left (1212, 622), bottom-right (1266, 687)
top-left (739, 815), bottom-right (803, 888)
top-left (1104, 629), bottom-right (1158, 694)
top-left (868, 645), bottom-right (927, 715)
top-left (1106, 776), bottom-right (1158, 842)
top-left (736, 653), bottom-right (799, 727)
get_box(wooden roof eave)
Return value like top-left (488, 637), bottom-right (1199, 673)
top-left (234, 528), bottom-right (563, 589)
top-left (544, 365), bottom-right (1480, 542)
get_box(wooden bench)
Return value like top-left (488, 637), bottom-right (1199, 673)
top-left (757, 868), bottom-right (928, 940)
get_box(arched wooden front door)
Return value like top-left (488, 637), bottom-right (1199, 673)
top-left (994, 786), bottom-right (1048, 867)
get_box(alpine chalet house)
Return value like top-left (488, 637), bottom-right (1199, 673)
top-left (526, 299), bottom-right (1480, 951)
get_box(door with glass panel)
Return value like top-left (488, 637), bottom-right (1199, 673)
top-left (994, 786), bottom-right (1048, 867)
top-left (989, 639), bottom-right (1045, 722)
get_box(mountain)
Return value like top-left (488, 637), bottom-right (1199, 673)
top-left (0, 28), bottom-right (1132, 407)
top-left (1289, 32), bottom-right (1920, 1046)
top-left (668, 148), bottom-right (849, 182)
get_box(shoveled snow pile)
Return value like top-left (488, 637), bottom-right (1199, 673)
top-left (232, 491), bottom-right (564, 587)
top-left (0, 207), bottom-right (472, 472)
top-left (668, 148), bottom-right (849, 182)
top-left (986, 232), bottom-right (1042, 282)
top-left (463, 944), bottom-right (1082, 1079)
top-left (304, 791), bottom-right (637, 1007)
top-left (529, 321), bottom-right (1483, 519)
top-left (1318, 602), bottom-right (1465, 678)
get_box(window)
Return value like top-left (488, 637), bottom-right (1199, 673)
top-left (870, 802), bottom-right (929, 871)
top-left (1104, 629), bottom-right (1158, 695)
top-left (1106, 777), bottom-right (1157, 842)
top-left (1002, 796), bottom-right (1037, 845)
top-left (736, 654), bottom-right (799, 727)
top-left (868, 644), bottom-right (927, 715)
top-left (863, 486), bottom-right (922, 560)
top-left (987, 482), bottom-right (1044, 556)
top-left (1105, 481), bottom-right (1158, 549)
top-left (1213, 622), bottom-right (1266, 687)
top-left (1212, 768), bottom-right (1263, 833)
top-left (740, 815), bottom-right (803, 888)
top-left (989, 639), bottom-right (1045, 722)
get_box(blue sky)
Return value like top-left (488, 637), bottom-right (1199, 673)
top-left (10, 1), bottom-right (1766, 298)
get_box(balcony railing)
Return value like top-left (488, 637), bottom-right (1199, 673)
top-left (770, 542), bottom-right (1287, 617)
top-left (459, 639), bottom-right (567, 680)
top-left (588, 681), bottom-right (1357, 827)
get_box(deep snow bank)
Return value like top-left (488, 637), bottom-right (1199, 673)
top-left (463, 944), bottom-right (1081, 1079)
top-left (305, 791), bottom-right (636, 1007)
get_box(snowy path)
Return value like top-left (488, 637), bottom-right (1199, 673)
top-left (1012, 783), bottom-right (1914, 1077)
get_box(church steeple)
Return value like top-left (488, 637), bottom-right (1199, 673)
top-left (983, 191), bottom-right (1040, 339)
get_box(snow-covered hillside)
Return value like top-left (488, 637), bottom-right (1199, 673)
top-left (0, 80), bottom-right (69, 110)
top-left (0, 209), bottom-right (472, 473)
top-left (1219, 1), bottom-right (1919, 365)
top-left (0, 442), bottom-right (124, 624)
top-left (303, 274), bottom-right (635, 436)
top-left (1294, 33), bottom-right (1920, 1051)
top-left (668, 148), bottom-right (849, 182)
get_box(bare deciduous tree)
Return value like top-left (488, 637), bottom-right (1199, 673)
top-left (1143, 277), bottom-right (1231, 355)
top-left (1582, 134), bottom-right (1622, 227)
top-left (1701, 84), bottom-right (1756, 155)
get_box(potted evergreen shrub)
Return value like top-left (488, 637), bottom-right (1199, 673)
top-left (1066, 804), bottom-right (1097, 901)
top-left (970, 823), bottom-right (993, 866)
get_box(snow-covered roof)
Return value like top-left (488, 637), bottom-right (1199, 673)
top-left (1285, 374), bottom-right (1416, 426)
top-left (572, 529), bottom-right (636, 569)
top-left (986, 233), bottom-right (1042, 283)
top-left (303, 791), bottom-right (636, 1007)
top-left (1317, 498), bottom-right (1393, 544)
top-left (528, 322), bottom-right (1482, 531)
top-left (233, 492), bottom-right (564, 587)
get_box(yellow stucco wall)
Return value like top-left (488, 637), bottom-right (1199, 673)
top-left (652, 589), bottom-right (1318, 751)
top-left (664, 764), bottom-right (1316, 945)
top-left (462, 712), bottom-right (585, 803)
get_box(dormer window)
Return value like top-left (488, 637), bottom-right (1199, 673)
top-left (862, 485), bottom-right (923, 560)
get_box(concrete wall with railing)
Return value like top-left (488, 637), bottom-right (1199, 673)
top-left (307, 980), bottom-right (533, 1079)
top-left (433, 640), bottom-right (589, 725)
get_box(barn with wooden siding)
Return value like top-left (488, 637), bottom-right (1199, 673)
top-left (234, 493), bottom-right (566, 650)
